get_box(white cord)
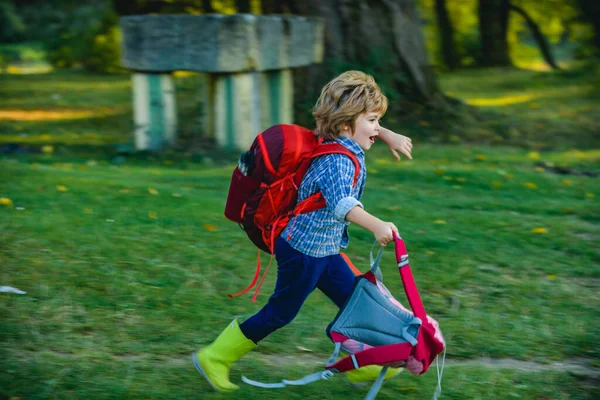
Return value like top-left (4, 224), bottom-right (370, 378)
top-left (432, 347), bottom-right (447, 400)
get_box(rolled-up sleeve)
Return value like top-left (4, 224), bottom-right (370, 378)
top-left (315, 155), bottom-right (363, 222)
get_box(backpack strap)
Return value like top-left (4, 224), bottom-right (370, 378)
top-left (325, 342), bottom-right (414, 373)
top-left (292, 143), bottom-right (361, 216)
top-left (393, 233), bottom-right (427, 320)
top-left (311, 143), bottom-right (360, 186)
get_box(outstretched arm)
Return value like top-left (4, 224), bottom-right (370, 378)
top-left (378, 127), bottom-right (413, 160)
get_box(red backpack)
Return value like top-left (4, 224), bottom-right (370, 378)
top-left (224, 124), bottom-right (359, 301)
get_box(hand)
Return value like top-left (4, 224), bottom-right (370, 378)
top-left (374, 221), bottom-right (399, 247)
top-left (378, 127), bottom-right (413, 160)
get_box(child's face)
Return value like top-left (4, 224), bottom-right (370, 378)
top-left (342, 112), bottom-right (381, 151)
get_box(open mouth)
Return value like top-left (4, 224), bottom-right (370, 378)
top-left (369, 136), bottom-right (376, 144)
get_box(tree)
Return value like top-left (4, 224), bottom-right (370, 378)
top-left (434, 0), bottom-right (460, 69)
top-left (289, 0), bottom-right (446, 124)
top-left (478, 0), bottom-right (511, 66)
top-left (510, 3), bottom-right (560, 69)
top-left (576, 0), bottom-right (600, 50)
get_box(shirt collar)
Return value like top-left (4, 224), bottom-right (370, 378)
top-left (334, 136), bottom-right (364, 156)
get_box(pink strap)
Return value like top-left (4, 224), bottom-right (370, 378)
top-left (326, 342), bottom-right (413, 372)
top-left (393, 233), bottom-right (427, 321)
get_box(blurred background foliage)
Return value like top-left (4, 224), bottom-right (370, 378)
top-left (0, 0), bottom-right (598, 148)
top-left (0, 0), bottom-right (597, 72)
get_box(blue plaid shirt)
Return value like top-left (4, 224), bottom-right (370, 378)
top-left (281, 136), bottom-right (367, 257)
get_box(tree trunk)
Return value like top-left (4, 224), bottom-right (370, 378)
top-left (577, 0), bottom-right (600, 50)
top-left (478, 0), bottom-right (511, 67)
top-left (287, 0), bottom-right (444, 126)
top-left (234, 0), bottom-right (250, 13)
top-left (262, 0), bottom-right (299, 14)
top-left (510, 4), bottom-right (559, 70)
top-left (202, 0), bottom-right (215, 13)
top-left (434, 0), bottom-right (460, 70)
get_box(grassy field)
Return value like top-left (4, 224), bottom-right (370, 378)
top-left (1, 66), bottom-right (599, 400)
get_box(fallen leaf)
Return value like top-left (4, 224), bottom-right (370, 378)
top-left (532, 227), bottom-right (548, 234)
top-left (203, 224), bottom-right (218, 231)
top-left (0, 197), bottom-right (13, 207)
top-left (42, 145), bottom-right (54, 154)
top-left (148, 188), bottom-right (159, 195)
top-left (56, 185), bottom-right (68, 192)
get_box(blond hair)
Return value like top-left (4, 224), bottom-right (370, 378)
top-left (312, 71), bottom-right (388, 140)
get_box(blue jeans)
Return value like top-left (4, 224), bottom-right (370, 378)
top-left (240, 237), bottom-right (357, 343)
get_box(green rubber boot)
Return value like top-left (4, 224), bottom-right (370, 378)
top-left (193, 320), bottom-right (256, 392)
top-left (346, 365), bottom-right (403, 387)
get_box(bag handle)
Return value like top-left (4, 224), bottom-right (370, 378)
top-left (369, 242), bottom-right (384, 281)
top-left (393, 232), bottom-right (427, 320)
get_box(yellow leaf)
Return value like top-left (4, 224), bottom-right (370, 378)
top-left (42, 145), bottom-right (54, 154)
top-left (532, 227), bottom-right (548, 234)
top-left (368, 168), bottom-right (379, 174)
top-left (148, 211), bottom-right (158, 219)
top-left (443, 176), bottom-right (453, 181)
top-left (562, 179), bottom-right (572, 185)
top-left (56, 185), bottom-right (68, 192)
top-left (164, 160), bottom-right (173, 165)
top-left (529, 103), bottom-right (539, 109)
top-left (203, 224), bottom-right (218, 231)
top-left (374, 158), bottom-right (392, 166)
top-left (475, 154), bottom-right (487, 161)
top-left (455, 177), bottom-right (466, 182)
top-left (535, 167), bottom-right (545, 172)
top-left (419, 120), bottom-right (430, 126)
top-left (505, 173), bottom-right (514, 179)
top-left (434, 220), bottom-right (446, 225)
top-left (524, 182), bottom-right (537, 189)
top-left (172, 193), bottom-right (182, 198)
top-left (546, 274), bottom-right (556, 280)
top-left (528, 151), bottom-right (540, 159)
top-left (0, 197), bottom-right (13, 207)
top-left (585, 192), bottom-right (595, 199)
top-left (148, 188), bottom-right (159, 195)
top-left (84, 208), bottom-right (93, 214)
top-left (491, 181), bottom-right (502, 189)
top-left (434, 168), bottom-right (445, 175)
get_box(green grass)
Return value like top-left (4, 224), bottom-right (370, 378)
top-left (396, 63), bottom-right (600, 150)
top-left (1, 67), bottom-right (599, 399)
